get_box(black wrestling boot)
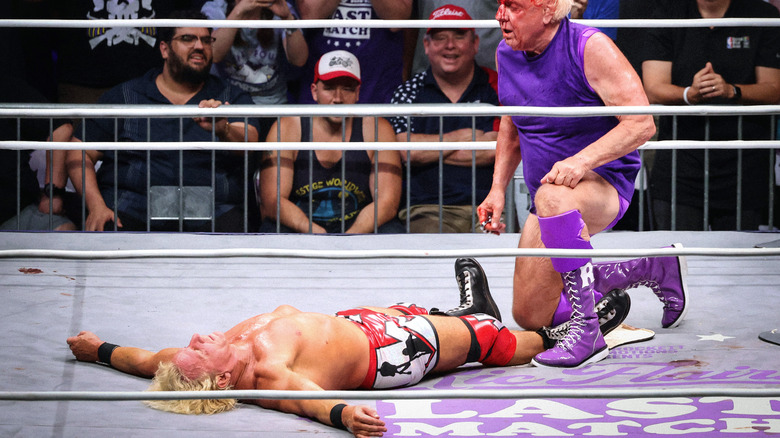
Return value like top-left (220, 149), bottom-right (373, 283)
top-left (538, 288), bottom-right (631, 346)
top-left (443, 258), bottom-right (502, 321)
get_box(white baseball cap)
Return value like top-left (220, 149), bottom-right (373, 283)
top-left (313, 50), bottom-right (361, 84)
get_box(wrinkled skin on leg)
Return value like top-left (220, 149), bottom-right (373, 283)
top-left (512, 173), bottom-right (620, 330)
top-left (513, 215), bottom-right (563, 330)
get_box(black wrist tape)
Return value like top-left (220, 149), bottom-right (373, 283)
top-left (329, 403), bottom-right (347, 430)
top-left (97, 342), bottom-right (119, 366)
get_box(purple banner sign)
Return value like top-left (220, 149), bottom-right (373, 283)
top-left (376, 344), bottom-right (780, 437)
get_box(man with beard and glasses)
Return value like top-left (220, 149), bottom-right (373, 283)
top-left (65, 11), bottom-right (266, 232)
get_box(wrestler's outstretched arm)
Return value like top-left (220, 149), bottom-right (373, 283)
top-left (66, 331), bottom-right (180, 378)
top-left (255, 367), bottom-right (387, 438)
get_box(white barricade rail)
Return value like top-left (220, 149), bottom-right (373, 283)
top-left (4, 140), bottom-right (780, 152)
top-left (3, 102), bottom-right (780, 117)
top-left (2, 105), bottom-right (779, 153)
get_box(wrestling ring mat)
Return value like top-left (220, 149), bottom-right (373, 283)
top-left (1, 230), bottom-right (779, 437)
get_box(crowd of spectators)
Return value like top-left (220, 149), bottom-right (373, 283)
top-left (1, 0), bottom-right (778, 233)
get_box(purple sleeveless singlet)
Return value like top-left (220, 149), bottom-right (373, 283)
top-left (496, 18), bottom-right (640, 212)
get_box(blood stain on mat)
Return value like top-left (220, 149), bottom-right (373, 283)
top-left (669, 359), bottom-right (703, 367)
top-left (19, 268), bottom-right (43, 274)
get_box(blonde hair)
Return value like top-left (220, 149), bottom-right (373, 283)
top-left (537, 0), bottom-right (573, 22)
top-left (143, 362), bottom-right (237, 415)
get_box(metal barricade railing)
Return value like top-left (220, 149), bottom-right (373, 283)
top-left (2, 15), bottom-right (779, 234)
top-left (1, 104), bottom-right (779, 233)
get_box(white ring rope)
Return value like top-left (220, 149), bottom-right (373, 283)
top-left (2, 103), bottom-right (780, 118)
top-left (0, 387), bottom-right (778, 402)
top-left (1, 17), bottom-right (779, 29)
top-left (4, 105), bottom-right (776, 152)
top-left (2, 140), bottom-right (779, 152)
top-left (1, 247), bottom-right (778, 260)
top-left (643, 140), bottom-right (780, 150)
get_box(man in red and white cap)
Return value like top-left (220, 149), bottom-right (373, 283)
top-left (410, 1), bottom-right (504, 73)
top-left (310, 50), bottom-right (363, 125)
top-left (312, 49), bottom-right (362, 85)
top-left (258, 50), bottom-right (404, 234)
top-left (427, 4), bottom-right (474, 29)
top-left (390, 4), bottom-right (500, 233)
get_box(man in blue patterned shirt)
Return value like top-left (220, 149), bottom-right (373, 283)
top-left (390, 5), bottom-right (500, 233)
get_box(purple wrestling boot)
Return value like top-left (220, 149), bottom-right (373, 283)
top-left (593, 243), bottom-right (689, 328)
top-left (532, 262), bottom-right (609, 368)
top-left (541, 288), bottom-right (632, 344)
top-left (533, 210), bottom-right (612, 368)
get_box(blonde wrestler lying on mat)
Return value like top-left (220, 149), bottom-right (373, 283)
top-left (67, 258), bottom-right (629, 437)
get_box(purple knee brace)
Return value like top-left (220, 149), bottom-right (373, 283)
top-left (538, 209), bottom-right (593, 273)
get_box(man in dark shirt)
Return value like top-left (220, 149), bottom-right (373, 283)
top-left (390, 5), bottom-right (500, 233)
top-left (66, 13), bottom-right (263, 232)
top-left (643, 0), bottom-right (780, 230)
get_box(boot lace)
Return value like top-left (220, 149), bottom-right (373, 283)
top-left (549, 293), bottom-right (614, 344)
top-left (449, 270), bottom-right (474, 313)
top-left (542, 321), bottom-right (570, 341)
top-left (636, 279), bottom-right (669, 309)
top-left (558, 275), bottom-right (584, 351)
